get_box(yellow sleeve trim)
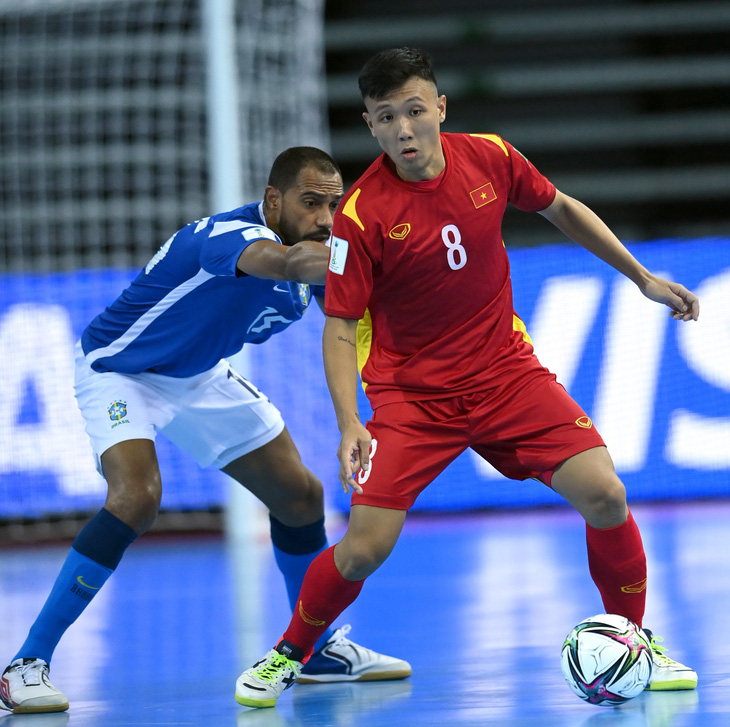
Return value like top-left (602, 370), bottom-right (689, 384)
top-left (513, 314), bottom-right (533, 346)
top-left (470, 133), bottom-right (510, 157)
top-left (356, 309), bottom-right (372, 390)
top-left (342, 188), bottom-right (365, 232)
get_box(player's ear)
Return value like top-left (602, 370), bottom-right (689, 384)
top-left (438, 94), bottom-right (447, 123)
top-left (264, 185), bottom-right (281, 210)
top-left (362, 112), bottom-right (376, 137)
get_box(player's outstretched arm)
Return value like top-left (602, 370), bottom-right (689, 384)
top-left (539, 190), bottom-right (699, 321)
top-left (323, 315), bottom-right (369, 494)
top-left (236, 238), bottom-right (329, 284)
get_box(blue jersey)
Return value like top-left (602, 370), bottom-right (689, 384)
top-left (81, 201), bottom-right (323, 377)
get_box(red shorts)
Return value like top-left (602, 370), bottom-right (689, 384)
top-left (351, 364), bottom-right (605, 510)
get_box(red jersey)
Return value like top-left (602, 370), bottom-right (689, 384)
top-left (325, 132), bottom-right (557, 407)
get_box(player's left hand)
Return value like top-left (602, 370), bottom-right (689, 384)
top-left (640, 275), bottom-right (700, 322)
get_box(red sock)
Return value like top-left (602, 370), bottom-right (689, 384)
top-left (585, 510), bottom-right (647, 627)
top-left (280, 545), bottom-right (364, 660)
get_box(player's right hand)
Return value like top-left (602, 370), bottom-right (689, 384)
top-left (336, 423), bottom-right (371, 495)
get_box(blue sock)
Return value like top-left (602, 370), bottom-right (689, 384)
top-left (14, 508), bottom-right (137, 664)
top-left (269, 515), bottom-right (334, 652)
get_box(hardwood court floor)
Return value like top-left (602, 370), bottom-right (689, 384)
top-left (1, 500), bottom-right (728, 726)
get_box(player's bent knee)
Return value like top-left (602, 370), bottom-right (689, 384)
top-left (337, 555), bottom-right (382, 582)
top-left (105, 479), bottom-right (162, 533)
top-left (334, 539), bottom-right (390, 581)
top-left (552, 448), bottom-right (628, 527)
top-left (582, 477), bottom-right (628, 528)
top-left (270, 471), bottom-right (324, 527)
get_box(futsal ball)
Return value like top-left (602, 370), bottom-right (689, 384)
top-left (561, 613), bottom-right (653, 706)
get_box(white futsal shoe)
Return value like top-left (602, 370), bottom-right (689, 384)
top-left (297, 625), bottom-right (412, 683)
top-left (0, 658), bottom-right (69, 713)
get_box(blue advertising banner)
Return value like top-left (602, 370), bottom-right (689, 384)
top-left (1, 237), bottom-right (728, 519)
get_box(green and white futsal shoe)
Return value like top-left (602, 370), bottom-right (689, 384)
top-left (644, 630), bottom-right (698, 691)
top-left (235, 643), bottom-right (304, 708)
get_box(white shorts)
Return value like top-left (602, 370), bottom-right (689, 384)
top-left (73, 343), bottom-right (285, 473)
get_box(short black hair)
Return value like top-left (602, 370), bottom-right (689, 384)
top-left (358, 47), bottom-right (437, 100)
top-left (267, 146), bottom-right (341, 192)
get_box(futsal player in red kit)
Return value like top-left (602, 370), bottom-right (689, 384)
top-left (235, 47), bottom-right (699, 708)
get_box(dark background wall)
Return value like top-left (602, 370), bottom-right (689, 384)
top-left (324, 0), bottom-right (730, 246)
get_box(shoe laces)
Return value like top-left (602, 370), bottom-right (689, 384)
top-left (15, 659), bottom-right (46, 686)
top-left (328, 624), bottom-right (352, 647)
top-left (647, 634), bottom-right (675, 666)
top-left (253, 653), bottom-right (299, 685)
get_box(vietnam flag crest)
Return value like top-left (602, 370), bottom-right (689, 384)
top-left (470, 182), bottom-right (497, 209)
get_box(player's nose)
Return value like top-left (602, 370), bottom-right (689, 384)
top-left (316, 206), bottom-right (335, 229)
top-left (397, 116), bottom-right (413, 139)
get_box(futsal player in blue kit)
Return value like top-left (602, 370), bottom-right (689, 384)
top-left (0, 147), bottom-right (411, 715)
